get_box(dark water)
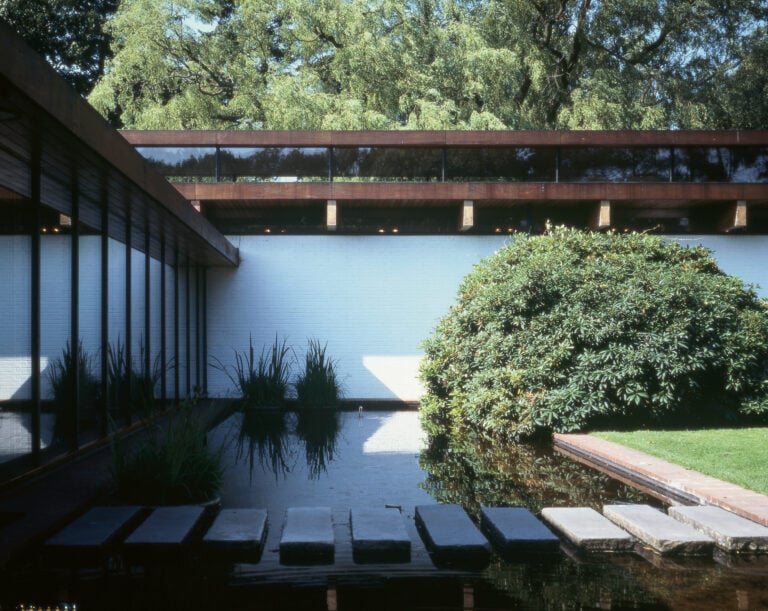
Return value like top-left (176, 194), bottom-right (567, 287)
top-left (3, 410), bottom-right (766, 610)
top-left (205, 410), bottom-right (768, 610)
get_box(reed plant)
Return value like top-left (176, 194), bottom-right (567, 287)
top-left (295, 339), bottom-right (342, 409)
top-left (215, 335), bottom-right (292, 410)
top-left (48, 339), bottom-right (100, 442)
top-left (111, 397), bottom-right (223, 505)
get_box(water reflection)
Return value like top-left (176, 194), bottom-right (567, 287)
top-left (295, 410), bottom-right (340, 480)
top-left (235, 409), bottom-right (294, 481)
top-left (234, 409), bottom-right (341, 481)
top-left (419, 431), bottom-right (649, 517)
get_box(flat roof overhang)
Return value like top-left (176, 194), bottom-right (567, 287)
top-left (0, 22), bottom-right (239, 267)
top-left (121, 131), bottom-right (768, 226)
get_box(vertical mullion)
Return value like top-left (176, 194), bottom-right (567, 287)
top-left (144, 220), bottom-right (150, 405)
top-left (195, 265), bottom-right (201, 391)
top-left (185, 256), bottom-right (191, 398)
top-left (100, 181), bottom-right (109, 437)
top-left (124, 196), bottom-right (132, 424)
top-left (174, 247), bottom-right (180, 403)
top-left (70, 169), bottom-right (80, 451)
top-left (160, 235), bottom-right (167, 406)
top-left (30, 140), bottom-right (41, 465)
top-left (202, 267), bottom-right (207, 397)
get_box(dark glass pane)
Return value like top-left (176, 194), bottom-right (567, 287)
top-left (136, 147), bottom-right (217, 180)
top-left (339, 205), bottom-right (457, 233)
top-left (672, 147), bottom-right (768, 182)
top-left (219, 147), bottom-right (329, 181)
top-left (334, 147), bottom-right (442, 181)
top-left (560, 147), bottom-right (670, 182)
top-left (205, 204), bottom-right (326, 233)
top-left (447, 147), bottom-right (556, 181)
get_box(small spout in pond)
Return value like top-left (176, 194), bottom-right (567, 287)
top-left (358, 405), bottom-right (363, 417)
top-left (385, 504), bottom-right (402, 512)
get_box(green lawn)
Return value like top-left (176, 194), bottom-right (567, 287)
top-left (592, 428), bottom-right (768, 496)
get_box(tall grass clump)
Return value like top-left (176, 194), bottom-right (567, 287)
top-left (48, 339), bottom-right (100, 442)
top-left (295, 339), bottom-right (342, 409)
top-left (107, 337), bottom-right (167, 417)
top-left (112, 398), bottom-right (223, 505)
top-left (215, 335), bottom-right (292, 410)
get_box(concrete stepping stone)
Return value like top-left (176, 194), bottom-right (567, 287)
top-left (202, 508), bottom-right (268, 561)
top-left (541, 507), bottom-right (634, 552)
top-left (668, 505), bottom-right (768, 553)
top-left (45, 505), bottom-right (147, 565)
top-left (350, 507), bottom-right (411, 563)
top-left (480, 507), bottom-right (559, 557)
top-left (415, 504), bottom-right (490, 567)
top-left (603, 504), bottom-right (714, 555)
top-left (123, 505), bottom-right (207, 560)
top-left (279, 507), bottom-right (334, 565)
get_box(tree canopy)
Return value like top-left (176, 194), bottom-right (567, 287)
top-left (419, 227), bottom-right (768, 440)
top-left (82, 0), bottom-right (768, 129)
top-left (0, 0), bottom-right (118, 95)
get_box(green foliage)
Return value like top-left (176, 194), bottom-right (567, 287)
top-left (215, 335), bottom-right (292, 410)
top-left (420, 226), bottom-right (768, 440)
top-left (88, 0), bottom-right (768, 129)
top-left (295, 339), bottom-right (342, 409)
top-left (112, 399), bottom-right (223, 505)
top-left (0, 0), bottom-right (118, 95)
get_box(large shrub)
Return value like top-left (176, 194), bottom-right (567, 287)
top-left (420, 227), bottom-right (768, 440)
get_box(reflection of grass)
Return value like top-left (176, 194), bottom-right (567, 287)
top-left (295, 410), bottom-right (340, 479)
top-left (593, 428), bottom-right (768, 495)
top-left (48, 339), bottom-right (100, 443)
top-left (236, 409), bottom-right (293, 480)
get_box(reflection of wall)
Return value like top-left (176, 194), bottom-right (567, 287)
top-left (207, 235), bottom-right (768, 402)
top-left (0, 235), bottom-right (191, 401)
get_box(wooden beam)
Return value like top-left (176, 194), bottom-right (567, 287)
top-left (721, 200), bottom-right (748, 232)
top-left (591, 200), bottom-right (611, 230)
top-left (174, 181), bottom-right (768, 204)
top-left (119, 129), bottom-right (768, 148)
top-left (460, 200), bottom-right (474, 231)
top-left (326, 200), bottom-right (337, 231)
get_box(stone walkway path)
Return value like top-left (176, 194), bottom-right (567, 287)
top-left (553, 433), bottom-right (768, 527)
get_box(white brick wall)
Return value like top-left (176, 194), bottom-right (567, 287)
top-left (2, 234), bottom-right (767, 402)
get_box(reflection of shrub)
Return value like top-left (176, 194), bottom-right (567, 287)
top-left (295, 339), bottom-right (341, 409)
top-left (419, 430), bottom-right (646, 516)
top-left (112, 400), bottom-right (222, 505)
top-left (48, 339), bottom-right (100, 442)
top-left (216, 335), bottom-right (292, 409)
top-left (421, 226), bottom-right (768, 440)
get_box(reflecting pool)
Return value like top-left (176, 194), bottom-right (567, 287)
top-left (205, 409), bottom-right (768, 610)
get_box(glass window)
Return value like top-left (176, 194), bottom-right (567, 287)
top-left (447, 147), bottom-right (556, 182)
top-left (136, 147), bottom-right (217, 181)
top-left (560, 147), bottom-right (670, 182)
top-left (219, 147), bottom-right (329, 181)
top-left (334, 147), bottom-right (443, 181)
top-left (672, 147), bottom-right (768, 182)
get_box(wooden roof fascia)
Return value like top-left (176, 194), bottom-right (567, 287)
top-left (0, 21), bottom-right (238, 267)
top-left (121, 130), bottom-right (768, 148)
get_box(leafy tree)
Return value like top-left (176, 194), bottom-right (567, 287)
top-left (420, 227), bottom-right (768, 440)
top-left (0, 0), bottom-right (118, 95)
top-left (88, 0), bottom-right (768, 129)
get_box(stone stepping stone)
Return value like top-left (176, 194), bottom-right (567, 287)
top-left (415, 504), bottom-right (490, 567)
top-left (123, 505), bottom-right (207, 561)
top-left (202, 508), bottom-right (268, 561)
top-left (279, 507), bottom-right (334, 565)
top-left (350, 507), bottom-right (411, 563)
top-left (45, 505), bottom-right (147, 566)
top-left (480, 507), bottom-right (559, 557)
top-left (603, 504), bottom-right (714, 556)
top-left (668, 505), bottom-right (768, 553)
top-left (541, 507), bottom-right (634, 552)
